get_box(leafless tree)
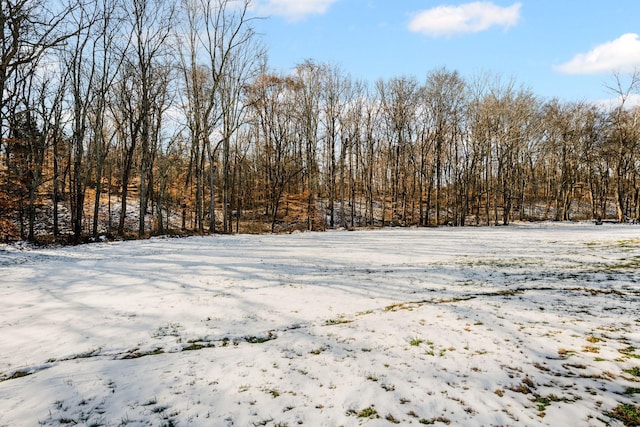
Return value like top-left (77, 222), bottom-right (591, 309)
top-left (178, 0), bottom-right (260, 233)
top-left (423, 67), bottom-right (466, 225)
top-left (247, 73), bottom-right (303, 232)
top-left (606, 69), bottom-right (640, 222)
top-left (293, 60), bottom-right (323, 230)
top-left (377, 76), bottom-right (420, 225)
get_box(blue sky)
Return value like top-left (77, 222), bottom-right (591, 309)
top-left (251, 0), bottom-right (640, 103)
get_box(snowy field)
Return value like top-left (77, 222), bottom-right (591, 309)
top-left (1, 223), bottom-right (639, 426)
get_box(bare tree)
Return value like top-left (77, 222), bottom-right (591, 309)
top-left (360, 85), bottom-right (381, 226)
top-left (127, 0), bottom-right (175, 237)
top-left (541, 100), bottom-right (591, 221)
top-left (577, 106), bottom-right (608, 220)
top-left (606, 69), bottom-right (640, 222)
top-left (0, 0), bottom-right (74, 141)
top-left (0, 0), bottom-right (74, 240)
top-left (215, 4), bottom-right (263, 233)
top-left (293, 60), bottom-right (323, 230)
top-left (377, 76), bottom-right (420, 225)
top-left (338, 77), bottom-right (367, 228)
top-left (62, 0), bottom-right (106, 242)
top-left (88, 0), bottom-right (126, 238)
top-left (247, 73), bottom-right (303, 232)
top-left (6, 80), bottom-right (45, 241)
top-left (423, 68), bottom-right (466, 225)
top-left (322, 64), bottom-right (349, 228)
top-left (178, 0), bottom-right (260, 233)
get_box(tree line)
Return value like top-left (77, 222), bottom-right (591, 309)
top-left (1, 0), bottom-right (639, 243)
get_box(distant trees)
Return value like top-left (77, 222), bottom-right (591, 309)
top-left (1, 0), bottom-right (640, 242)
top-left (376, 75), bottom-right (420, 226)
top-left (178, 0), bottom-right (261, 234)
top-left (0, 0), bottom-right (74, 240)
top-left (607, 70), bottom-right (640, 222)
top-left (423, 68), bottom-right (466, 226)
top-left (246, 72), bottom-right (303, 232)
top-left (292, 60), bottom-right (322, 230)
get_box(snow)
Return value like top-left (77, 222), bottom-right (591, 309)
top-left (0, 223), bottom-right (639, 426)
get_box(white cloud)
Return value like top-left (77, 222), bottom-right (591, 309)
top-left (555, 33), bottom-right (640, 75)
top-left (257, 0), bottom-right (338, 22)
top-left (408, 2), bottom-right (521, 37)
top-left (595, 93), bottom-right (640, 111)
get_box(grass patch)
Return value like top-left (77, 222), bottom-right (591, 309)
top-left (410, 338), bottom-right (423, 347)
top-left (419, 416), bottom-right (451, 425)
top-left (385, 413), bottom-right (401, 424)
top-left (152, 323), bottom-right (182, 338)
top-left (558, 348), bottom-right (576, 359)
top-left (606, 403), bottom-right (640, 426)
top-left (350, 406), bottom-right (379, 419)
top-left (309, 346), bottom-right (327, 355)
top-left (619, 346), bottom-right (640, 359)
top-left (70, 348), bottom-right (101, 360)
top-left (508, 382), bottom-right (532, 394)
top-left (381, 383), bottom-right (395, 392)
top-left (324, 317), bottom-right (352, 326)
top-left (121, 347), bottom-right (165, 359)
top-left (534, 362), bottom-right (550, 372)
top-left (623, 366), bottom-right (640, 377)
top-left (356, 310), bottom-right (374, 316)
top-left (563, 363), bottom-right (586, 370)
top-left (4, 370), bottom-right (32, 381)
top-left (438, 296), bottom-right (475, 303)
top-left (358, 406), bottom-right (378, 418)
top-left (624, 387), bottom-right (640, 395)
top-left (182, 342), bottom-right (208, 351)
top-left (264, 388), bottom-right (280, 398)
top-left (617, 238), bottom-right (640, 247)
top-left (245, 333), bottom-right (277, 344)
top-left (385, 302), bottom-right (418, 312)
top-left (151, 405), bottom-right (169, 414)
top-left (533, 394), bottom-right (571, 412)
top-left (583, 345), bottom-right (600, 353)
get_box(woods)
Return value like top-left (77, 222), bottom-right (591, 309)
top-left (1, 0), bottom-right (640, 243)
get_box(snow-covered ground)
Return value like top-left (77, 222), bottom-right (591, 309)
top-left (1, 223), bottom-right (639, 426)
